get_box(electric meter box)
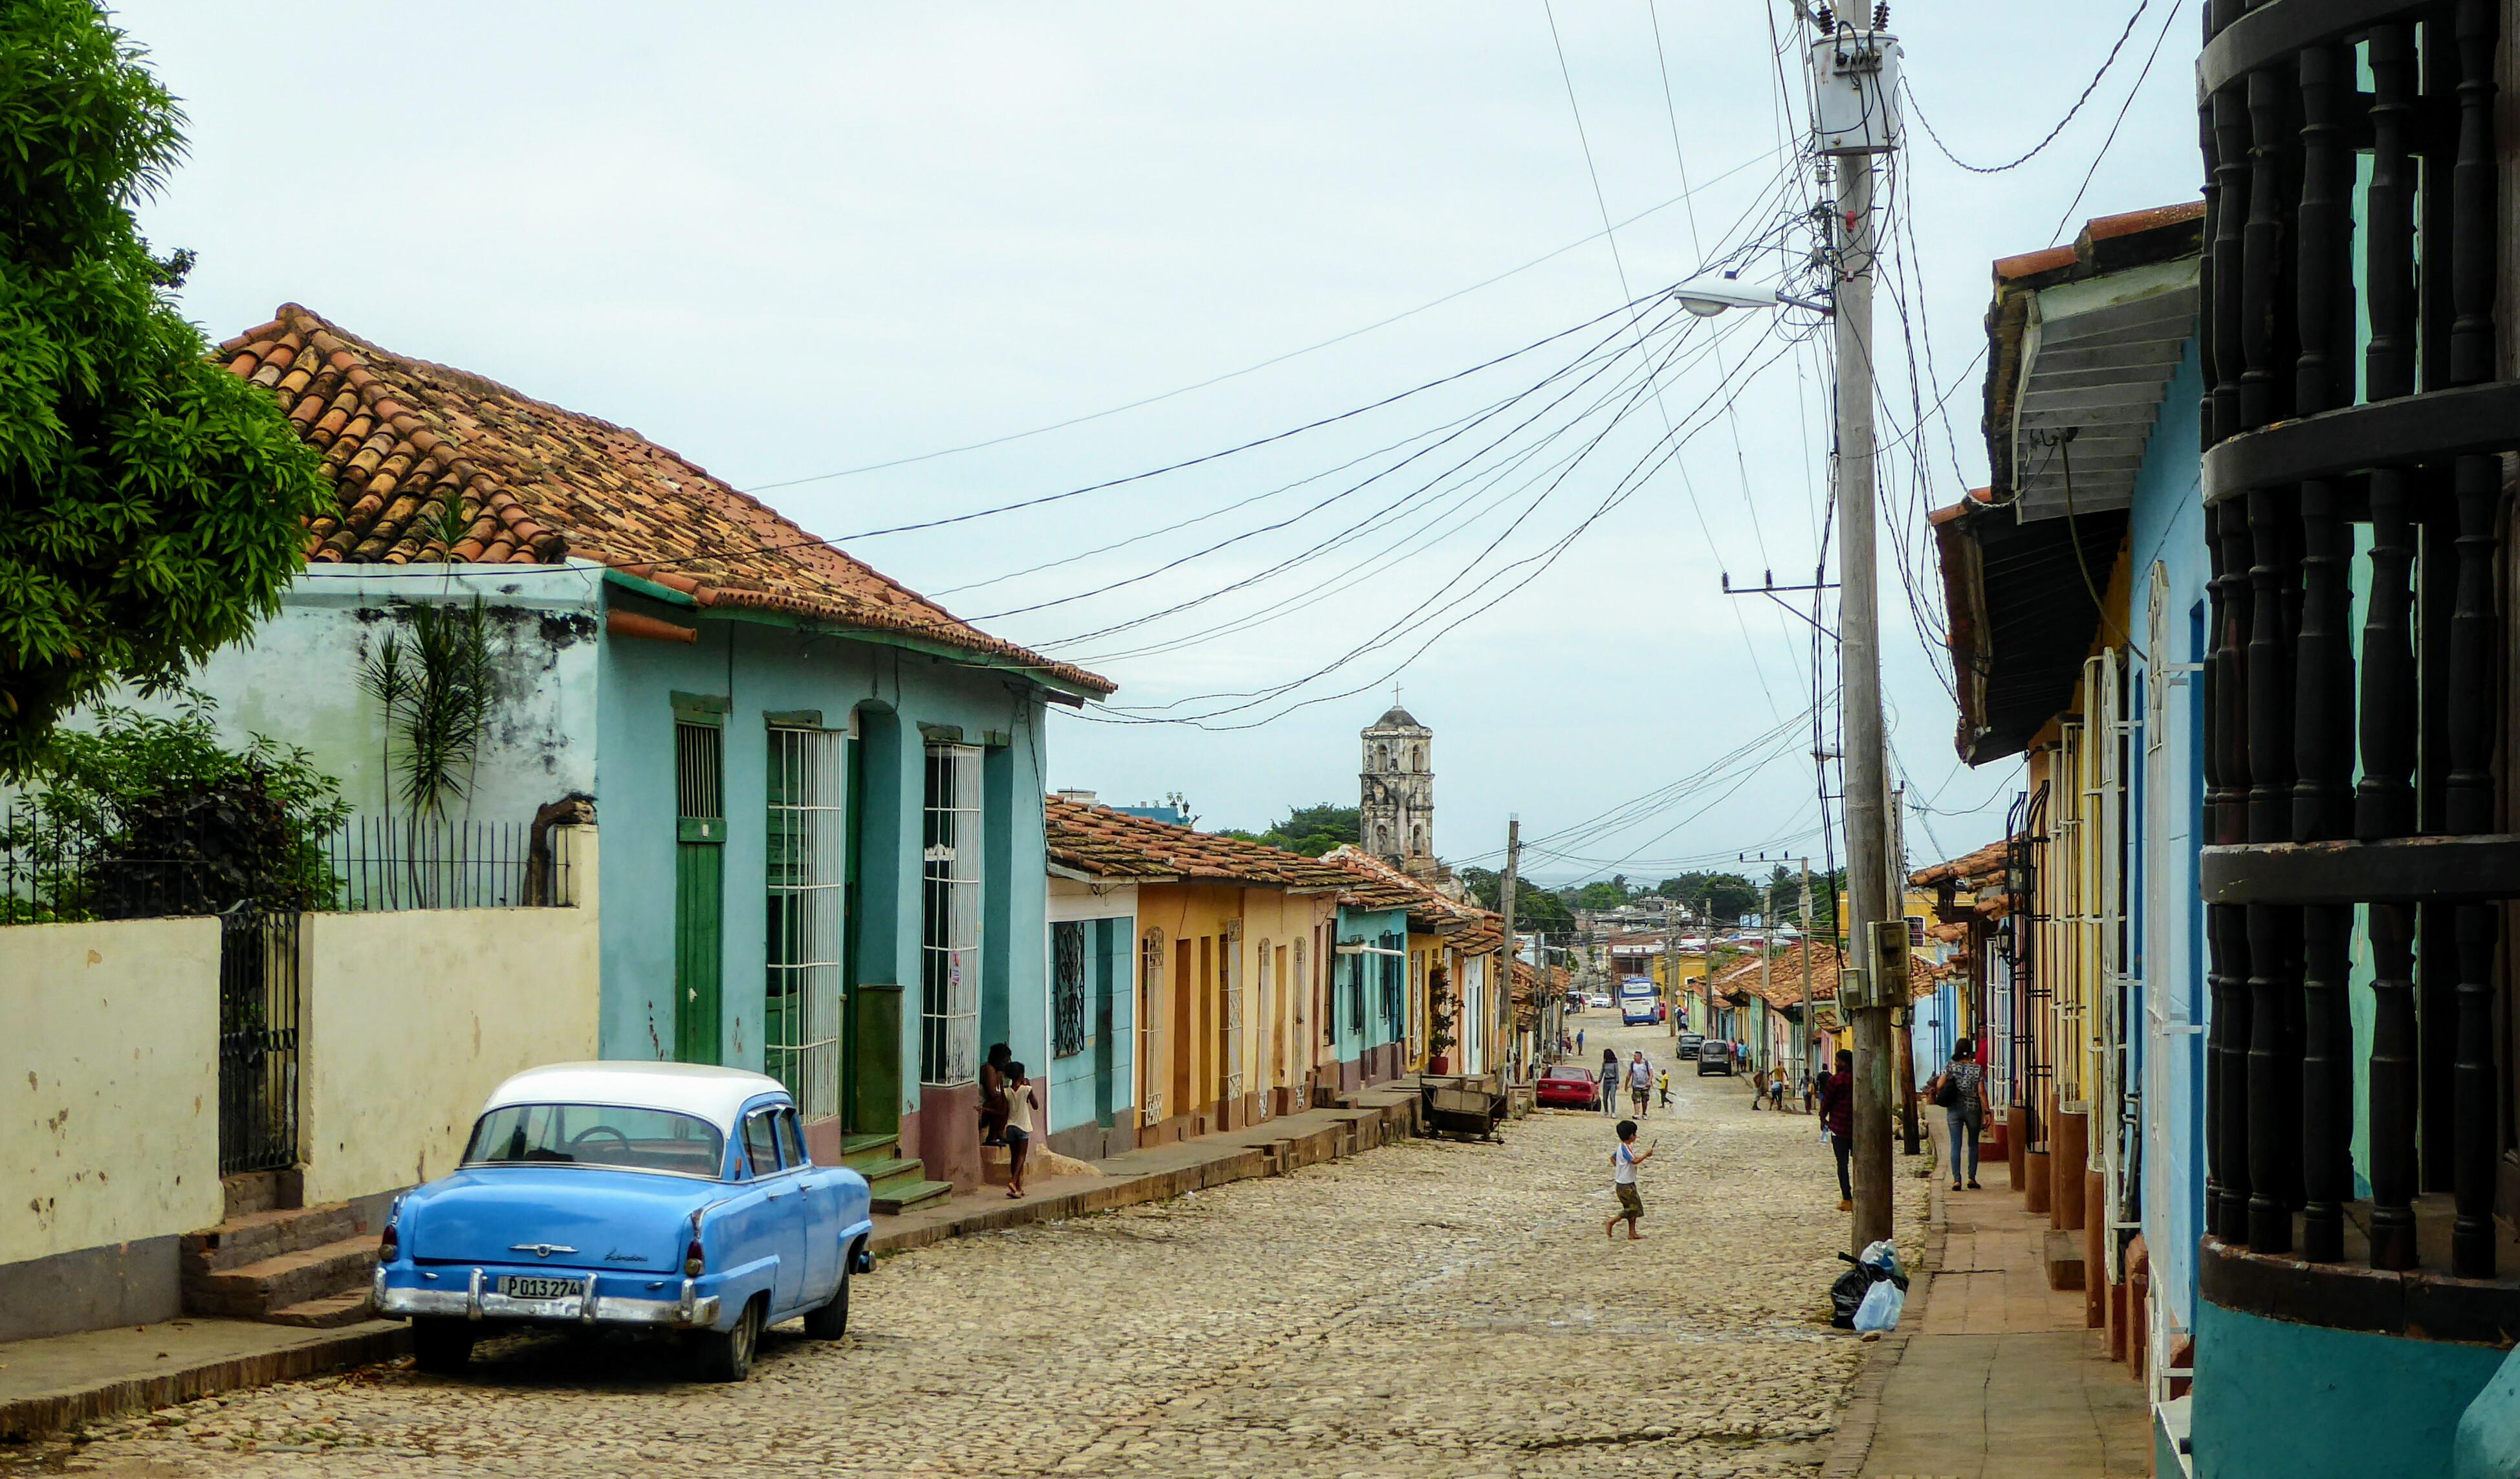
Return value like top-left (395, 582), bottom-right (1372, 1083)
top-left (1806, 29), bottom-right (1903, 156)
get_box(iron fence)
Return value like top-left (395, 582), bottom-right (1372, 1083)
top-left (1, 808), bottom-right (573, 923)
top-left (325, 816), bottom-right (570, 912)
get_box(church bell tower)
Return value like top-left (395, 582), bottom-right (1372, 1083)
top-left (1359, 703), bottom-right (1434, 874)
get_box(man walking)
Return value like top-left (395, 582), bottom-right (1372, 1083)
top-left (1817, 1047), bottom-right (1855, 1211)
top-left (1627, 1051), bottom-right (1653, 1118)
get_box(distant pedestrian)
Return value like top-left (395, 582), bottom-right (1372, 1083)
top-left (1603, 1119), bottom-right (1656, 1241)
top-left (1749, 1066), bottom-right (1769, 1109)
top-left (1577, 1028), bottom-right (1585, 1057)
top-left (1627, 1051), bottom-right (1652, 1117)
top-left (1656, 1068), bottom-right (1672, 1108)
top-left (1768, 1073), bottom-right (1788, 1112)
top-left (1600, 1047), bottom-right (1620, 1115)
top-left (1818, 1048), bottom-right (1855, 1211)
top-left (1001, 1060), bottom-right (1038, 1198)
top-left (1926, 1039), bottom-right (1987, 1190)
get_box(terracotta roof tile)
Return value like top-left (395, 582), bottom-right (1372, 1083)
top-left (220, 305), bottom-right (1112, 696)
top-left (1045, 797), bottom-right (1355, 890)
top-left (1315, 846), bottom-right (1501, 935)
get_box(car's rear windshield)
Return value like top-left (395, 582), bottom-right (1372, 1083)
top-left (463, 1104), bottom-right (725, 1178)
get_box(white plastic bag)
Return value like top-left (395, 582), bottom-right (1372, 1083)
top-left (1852, 1276), bottom-right (1905, 1332)
top-left (1857, 1239), bottom-right (1902, 1277)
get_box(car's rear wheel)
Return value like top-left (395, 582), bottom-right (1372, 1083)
top-left (410, 1318), bottom-right (475, 1375)
top-left (802, 1254), bottom-right (853, 1340)
top-left (692, 1295), bottom-right (763, 1382)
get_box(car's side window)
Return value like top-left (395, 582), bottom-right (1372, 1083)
top-left (777, 1107), bottom-right (810, 1168)
top-left (741, 1109), bottom-right (782, 1179)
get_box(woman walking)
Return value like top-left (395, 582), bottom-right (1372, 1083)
top-left (1817, 1048), bottom-right (1854, 1211)
top-left (1926, 1039), bottom-right (1986, 1190)
top-left (1599, 1046), bottom-right (1621, 1115)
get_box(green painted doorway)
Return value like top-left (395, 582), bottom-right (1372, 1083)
top-left (674, 706), bottom-right (726, 1064)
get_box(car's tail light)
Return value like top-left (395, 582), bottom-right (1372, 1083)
top-left (685, 1236), bottom-right (705, 1277)
top-left (380, 1218), bottom-right (399, 1262)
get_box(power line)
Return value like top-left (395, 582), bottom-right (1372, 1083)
top-left (1898, 0), bottom-right (2153, 175)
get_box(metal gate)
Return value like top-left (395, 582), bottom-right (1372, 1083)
top-left (218, 910), bottom-right (301, 1176)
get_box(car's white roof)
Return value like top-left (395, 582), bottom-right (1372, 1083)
top-left (481, 1062), bottom-right (788, 1132)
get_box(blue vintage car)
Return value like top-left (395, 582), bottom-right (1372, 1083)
top-left (373, 1062), bottom-right (874, 1381)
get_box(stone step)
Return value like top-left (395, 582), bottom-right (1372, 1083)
top-left (852, 1157), bottom-right (923, 1187)
top-left (263, 1291), bottom-right (376, 1329)
top-left (839, 1132), bottom-right (897, 1166)
top-left (181, 1202), bottom-right (366, 1275)
top-left (186, 1235), bottom-right (380, 1320)
top-left (870, 1179), bottom-right (954, 1215)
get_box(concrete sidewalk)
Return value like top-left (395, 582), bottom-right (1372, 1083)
top-left (1828, 1121), bottom-right (2151, 1479)
top-left (0, 1082), bottom-right (1431, 1441)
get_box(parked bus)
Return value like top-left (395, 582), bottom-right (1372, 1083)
top-left (1617, 976), bottom-right (1658, 1025)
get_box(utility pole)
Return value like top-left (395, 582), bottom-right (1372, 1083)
top-left (1759, 876), bottom-right (1774, 1073)
top-left (1810, 11), bottom-right (1901, 1253)
top-left (1800, 860), bottom-right (1816, 1106)
top-left (1496, 817), bottom-right (1520, 1086)
top-left (1892, 782), bottom-right (1920, 1154)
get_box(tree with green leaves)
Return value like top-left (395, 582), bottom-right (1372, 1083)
top-left (0, 0), bottom-right (327, 777)
top-left (1656, 870), bottom-right (1762, 925)
top-left (1218, 802), bottom-right (1360, 858)
top-left (1460, 867), bottom-right (1572, 930)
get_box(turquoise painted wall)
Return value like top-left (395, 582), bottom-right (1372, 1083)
top-left (2127, 340), bottom-right (2211, 1331)
top-left (1334, 906), bottom-right (1407, 1062)
top-left (2195, 1298), bottom-right (2504, 1479)
top-left (1044, 914), bottom-right (1135, 1137)
top-left (594, 596), bottom-right (1053, 1128)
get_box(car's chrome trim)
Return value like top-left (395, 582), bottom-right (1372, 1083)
top-left (466, 1267), bottom-right (485, 1320)
top-left (451, 1161), bottom-right (730, 1183)
top-left (509, 1243), bottom-right (580, 1257)
top-left (380, 1283), bottom-right (718, 1328)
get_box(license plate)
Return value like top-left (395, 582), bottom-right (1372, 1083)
top-left (498, 1275), bottom-right (586, 1302)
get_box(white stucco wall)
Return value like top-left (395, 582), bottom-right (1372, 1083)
top-left (298, 830), bottom-right (601, 1204)
top-left (116, 562), bottom-right (604, 824)
top-left (4, 918), bottom-right (223, 1265)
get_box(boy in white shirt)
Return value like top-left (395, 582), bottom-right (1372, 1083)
top-left (1604, 1119), bottom-right (1657, 1241)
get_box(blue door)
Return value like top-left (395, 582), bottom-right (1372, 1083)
top-left (780, 1107), bottom-right (840, 1303)
top-left (740, 1106), bottom-right (809, 1315)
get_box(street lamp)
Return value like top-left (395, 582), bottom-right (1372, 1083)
top-left (1672, 274), bottom-right (1834, 318)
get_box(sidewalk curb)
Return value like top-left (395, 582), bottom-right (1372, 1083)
top-left (0, 1323), bottom-right (409, 1443)
top-left (1818, 1141), bottom-right (1949, 1479)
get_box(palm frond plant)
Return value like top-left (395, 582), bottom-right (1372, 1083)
top-left (357, 598), bottom-right (499, 904)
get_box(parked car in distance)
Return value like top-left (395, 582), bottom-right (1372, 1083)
top-left (1695, 1040), bottom-right (1735, 1076)
top-left (1535, 1066), bottom-right (1597, 1109)
top-left (373, 1062), bottom-right (874, 1383)
top-left (1587, 993), bottom-right (1613, 1009)
top-left (1677, 1033), bottom-right (1705, 1060)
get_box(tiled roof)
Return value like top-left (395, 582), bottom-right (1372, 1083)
top-left (217, 305), bottom-right (1112, 697)
top-left (1316, 846), bottom-right (1502, 936)
top-left (1044, 796), bottom-right (1353, 890)
top-left (1911, 840), bottom-right (2009, 890)
top-left (1704, 938), bottom-right (1936, 1009)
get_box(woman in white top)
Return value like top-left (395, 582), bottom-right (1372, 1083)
top-left (1002, 1061), bottom-right (1040, 1199)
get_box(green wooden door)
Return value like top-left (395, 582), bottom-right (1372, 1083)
top-left (674, 715), bottom-right (726, 1064)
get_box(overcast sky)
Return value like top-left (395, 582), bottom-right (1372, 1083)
top-left (121, 1), bottom-right (2197, 884)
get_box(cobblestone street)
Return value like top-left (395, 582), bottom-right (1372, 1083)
top-left (15, 1020), bottom-right (1927, 1479)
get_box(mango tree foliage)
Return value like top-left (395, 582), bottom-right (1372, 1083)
top-left (0, 0), bottom-right (325, 776)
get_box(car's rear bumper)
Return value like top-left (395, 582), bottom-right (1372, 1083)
top-left (376, 1265), bottom-right (722, 1330)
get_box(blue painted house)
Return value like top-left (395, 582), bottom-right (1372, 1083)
top-left (211, 305), bottom-right (1113, 1203)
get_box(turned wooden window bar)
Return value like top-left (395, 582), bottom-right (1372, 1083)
top-left (2195, 0), bottom-right (2510, 1277)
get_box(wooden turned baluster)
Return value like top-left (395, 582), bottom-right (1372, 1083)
top-left (2237, 72), bottom-right (2286, 433)
top-left (2247, 489), bottom-right (2294, 844)
top-left (2212, 904), bottom-right (2254, 1242)
top-left (2448, 456), bottom-right (2499, 835)
top-left (2453, 906), bottom-right (2499, 1277)
top-left (2357, 469), bottom-right (2418, 841)
top-left (2449, 0), bottom-right (2498, 389)
top-left (2216, 499), bottom-right (2255, 846)
top-left (2245, 903), bottom-right (2292, 1252)
top-left (2199, 102), bottom-right (2221, 448)
top-left (2293, 41), bottom-right (2354, 847)
top-left (2369, 904), bottom-right (2420, 1270)
top-left (2211, 84), bottom-right (2252, 444)
top-left (2365, 23), bottom-right (2418, 404)
top-left (2299, 906), bottom-right (2350, 1261)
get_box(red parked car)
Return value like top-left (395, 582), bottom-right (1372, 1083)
top-left (1535, 1065), bottom-right (1598, 1109)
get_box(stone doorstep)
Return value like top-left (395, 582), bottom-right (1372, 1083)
top-left (181, 1203), bottom-right (365, 1275)
top-left (184, 1237), bottom-right (382, 1320)
top-left (263, 1293), bottom-right (376, 1330)
top-left (2044, 1228), bottom-right (2089, 1292)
